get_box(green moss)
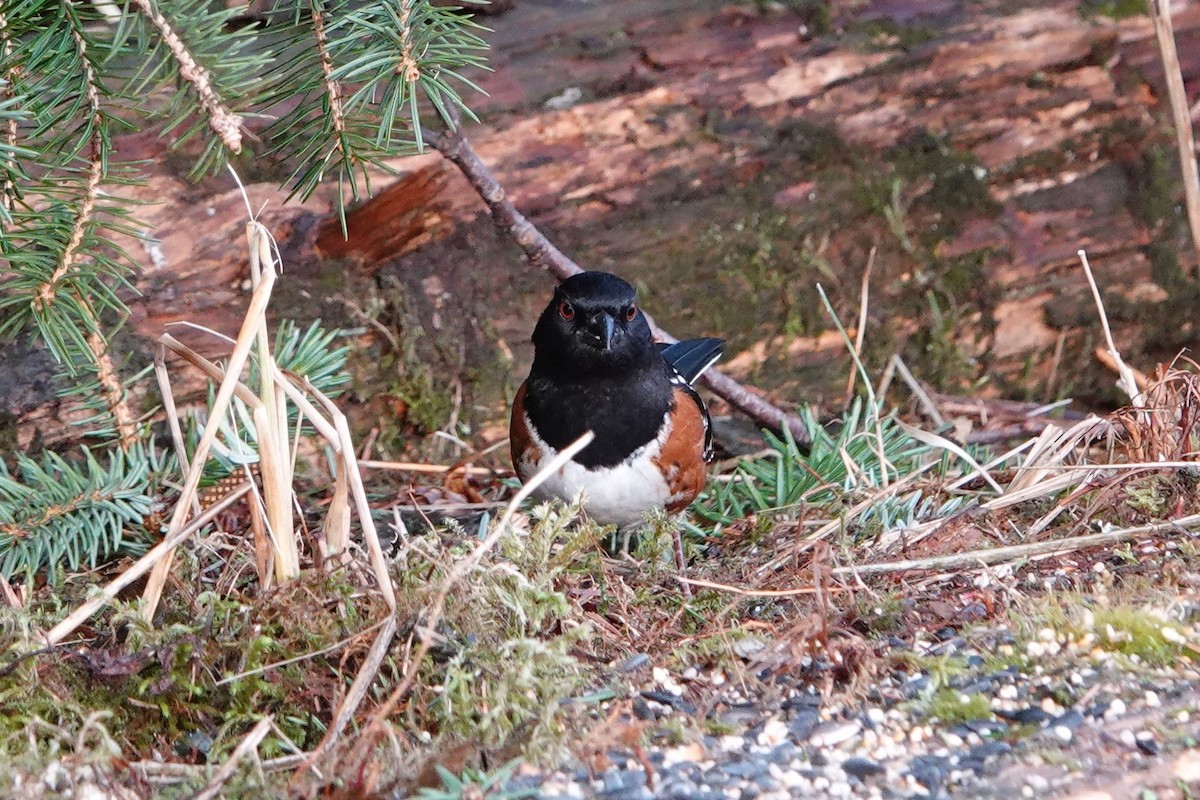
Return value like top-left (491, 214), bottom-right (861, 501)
top-left (1124, 475), bottom-right (1170, 518)
top-left (1090, 608), bottom-right (1186, 666)
top-left (852, 592), bottom-right (906, 637)
top-left (844, 18), bottom-right (935, 52)
top-left (774, 119), bottom-right (854, 166)
top-left (886, 130), bottom-right (999, 227)
top-left (1079, 0), bottom-right (1149, 20)
top-left (926, 689), bottom-right (992, 725)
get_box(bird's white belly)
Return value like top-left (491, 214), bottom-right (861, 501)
top-left (520, 412), bottom-right (672, 528)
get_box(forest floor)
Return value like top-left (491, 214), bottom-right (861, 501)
top-left (4, 1), bottom-right (1200, 799)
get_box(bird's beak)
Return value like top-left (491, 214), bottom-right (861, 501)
top-left (586, 312), bottom-right (616, 350)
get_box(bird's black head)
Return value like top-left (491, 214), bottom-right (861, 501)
top-left (531, 271), bottom-right (655, 376)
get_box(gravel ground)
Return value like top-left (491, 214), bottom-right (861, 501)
top-left (492, 620), bottom-right (1200, 800)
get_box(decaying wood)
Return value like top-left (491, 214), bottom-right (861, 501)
top-left (8, 0), bottom-right (1200, 448)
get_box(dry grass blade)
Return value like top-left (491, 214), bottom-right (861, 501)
top-left (45, 484), bottom-right (251, 645)
top-left (299, 376), bottom-right (396, 610)
top-left (833, 513), bottom-right (1200, 576)
top-left (332, 431), bottom-right (595, 775)
top-left (141, 222), bottom-right (279, 622)
top-left (895, 420), bottom-right (1003, 493)
top-left (246, 222), bottom-right (300, 585)
top-left (1008, 415), bottom-right (1108, 494)
top-left (303, 614), bottom-right (399, 767)
top-left (190, 715), bottom-right (273, 800)
top-left (1078, 249), bottom-right (1142, 406)
top-left (358, 459), bottom-right (497, 476)
top-left (1149, 0), bottom-right (1200, 263)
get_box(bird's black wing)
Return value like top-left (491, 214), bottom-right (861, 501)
top-left (657, 337), bottom-right (725, 385)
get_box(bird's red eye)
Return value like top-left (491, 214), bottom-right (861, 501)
top-left (559, 301), bottom-right (575, 321)
top-left (625, 305), bottom-right (636, 321)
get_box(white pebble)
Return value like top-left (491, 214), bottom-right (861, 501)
top-left (999, 685), bottom-right (1019, 700)
top-left (810, 721), bottom-right (862, 748)
top-left (1161, 626), bottom-right (1186, 644)
top-left (1146, 691), bottom-right (1161, 708)
top-left (719, 735), bottom-right (745, 752)
top-left (757, 717), bottom-right (789, 747)
top-left (1105, 698), bottom-right (1127, 719)
top-left (1027, 774), bottom-right (1050, 791)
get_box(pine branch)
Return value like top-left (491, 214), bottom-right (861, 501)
top-left (0, 446), bottom-right (154, 582)
top-left (0, 7), bottom-right (18, 222)
top-left (129, 0), bottom-right (243, 153)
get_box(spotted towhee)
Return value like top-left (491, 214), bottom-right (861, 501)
top-left (510, 271), bottom-right (724, 568)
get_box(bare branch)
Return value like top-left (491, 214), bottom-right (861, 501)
top-left (424, 123), bottom-right (813, 447)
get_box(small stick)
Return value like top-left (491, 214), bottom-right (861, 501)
top-left (677, 576), bottom-right (849, 597)
top-left (333, 431), bottom-right (595, 774)
top-left (1148, 0), bottom-right (1200, 264)
top-left (1078, 249), bottom-right (1142, 405)
top-left (834, 513), bottom-right (1200, 576)
top-left (844, 246), bottom-right (876, 401)
top-left (358, 460), bottom-right (496, 475)
top-left (302, 614), bottom-right (398, 764)
top-left (190, 716), bottom-right (273, 800)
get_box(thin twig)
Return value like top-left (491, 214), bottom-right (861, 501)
top-left (301, 614), bottom-right (398, 768)
top-left (358, 459), bottom-right (496, 475)
top-left (129, 0), bottom-right (242, 151)
top-left (331, 431), bottom-right (595, 776)
top-left (677, 576), bottom-right (848, 597)
top-left (844, 246), bottom-right (875, 401)
top-left (834, 513), bottom-right (1200, 576)
top-left (1078, 249), bottom-right (1142, 406)
top-left (189, 716), bottom-right (273, 800)
top-left (423, 122), bottom-right (812, 447)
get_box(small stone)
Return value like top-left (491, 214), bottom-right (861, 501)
top-left (809, 720), bottom-right (862, 748)
top-left (1136, 732), bottom-right (1160, 756)
top-left (1145, 690), bottom-right (1161, 708)
top-left (756, 718), bottom-right (788, 748)
top-left (970, 741), bottom-right (1012, 761)
top-left (718, 736), bottom-right (745, 753)
top-left (1054, 710), bottom-right (1084, 731)
top-left (1051, 724), bottom-right (1074, 743)
top-left (653, 667), bottom-right (685, 696)
top-left (1026, 774), bottom-right (1050, 791)
top-left (842, 757), bottom-right (885, 779)
top-left (1105, 698), bottom-right (1127, 720)
top-left (615, 653), bottom-right (650, 673)
top-left (788, 709), bottom-right (820, 741)
top-left (909, 754), bottom-right (948, 791)
top-left (998, 685), bottom-right (1019, 700)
